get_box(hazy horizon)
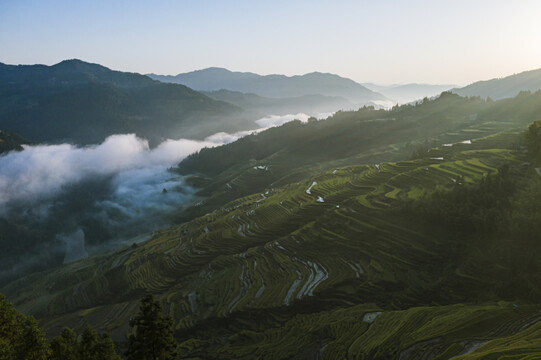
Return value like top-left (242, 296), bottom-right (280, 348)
top-left (2, 0), bottom-right (540, 85)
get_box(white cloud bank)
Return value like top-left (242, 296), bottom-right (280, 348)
top-left (0, 112), bottom-right (332, 214)
top-left (0, 134), bottom-right (216, 211)
top-left (0, 112), bottom-right (334, 273)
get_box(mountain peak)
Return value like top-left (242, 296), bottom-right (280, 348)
top-left (52, 58), bottom-right (105, 70)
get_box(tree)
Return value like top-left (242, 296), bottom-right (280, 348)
top-left (78, 326), bottom-right (99, 360)
top-left (1, 293), bottom-right (120, 360)
top-left (0, 294), bottom-right (50, 360)
top-left (0, 294), bottom-right (21, 359)
top-left (18, 317), bottom-right (50, 360)
top-left (49, 326), bottom-right (120, 360)
top-left (94, 333), bottom-right (121, 360)
top-left (125, 294), bottom-right (177, 360)
top-left (525, 120), bottom-right (541, 159)
top-left (49, 328), bottom-right (78, 360)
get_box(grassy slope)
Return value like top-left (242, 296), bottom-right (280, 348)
top-left (4, 93), bottom-right (541, 358)
top-left (175, 92), bottom-right (536, 221)
top-left (5, 128), bottom-right (541, 358)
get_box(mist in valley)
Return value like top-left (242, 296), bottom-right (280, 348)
top-left (0, 113), bottom-right (328, 284)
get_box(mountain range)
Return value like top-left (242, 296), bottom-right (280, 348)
top-left (0, 60), bottom-right (255, 145)
top-left (148, 67), bottom-right (389, 106)
top-left (362, 83), bottom-right (457, 103)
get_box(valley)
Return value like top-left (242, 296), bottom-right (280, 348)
top-left (3, 86), bottom-right (541, 358)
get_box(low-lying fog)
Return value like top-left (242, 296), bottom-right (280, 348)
top-left (0, 113), bottom-right (330, 283)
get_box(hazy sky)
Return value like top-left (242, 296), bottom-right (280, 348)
top-left (1, 0), bottom-right (540, 85)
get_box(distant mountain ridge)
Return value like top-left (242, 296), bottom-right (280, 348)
top-left (362, 82), bottom-right (457, 104)
top-left (0, 60), bottom-right (254, 145)
top-left (202, 89), bottom-right (355, 116)
top-left (452, 67), bottom-right (541, 100)
top-left (0, 59), bottom-right (156, 88)
top-left (148, 67), bottom-right (388, 104)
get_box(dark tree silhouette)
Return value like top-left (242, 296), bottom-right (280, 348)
top-left (525, 120), bottom-right (541, 159)
top-left (125, 294), bottom-right (178, 360)
top-left (48, 326), bottom-right (120, 360)
top-left (49, 328), bottom-right (78, 360)
top-left (0, 294), bottom-right (50, 359)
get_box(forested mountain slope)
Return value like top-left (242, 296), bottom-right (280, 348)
top-left (453, 67), bottom-right (541, 100)
top-left (0, 60), bottom-right (254, 145)
top-left (176, 91), bottom-right (541, 220)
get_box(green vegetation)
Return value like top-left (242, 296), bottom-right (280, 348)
top-left (0, 60), bottom-right (255, 145)
top-left (0, 129), bottom-right (29, 153)
top-left (176, 90), bottom-right (539, 220)
top-left (453, 67), bottom-right (541, 100)
top-left (2, 131), bottom-right (538, 357)
top-left (4, 91), bottom-right (541, 358)
top-left (0, 294), bottom-right (50, 359)
top-left (525, 120), bottom-right (541, 159)
top-left (126, 295), bottom-right (177, 360)
top-left (1, 293), bottom-right (121, 359)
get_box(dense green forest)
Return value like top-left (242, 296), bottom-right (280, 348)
top-left (0, 293), bottom-right (181, 360)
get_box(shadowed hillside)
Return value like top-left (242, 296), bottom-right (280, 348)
top-left (453, 67), bottom-right (541, 100)
top-left (175, 91), bottom-right (541, 220)
top-left (4, 130), bottom-right (541, 358)
top-left (0, 60), bottom-right (256, 145)
top-left (202, 89), bottom-right (355, 116)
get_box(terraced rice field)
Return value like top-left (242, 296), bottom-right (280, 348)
top-left (2, 144), bottom-right (516, 318)
top-left (4, 124), bottom-right (540, 358)
top-left (212, 302), bottom-right (541, 359)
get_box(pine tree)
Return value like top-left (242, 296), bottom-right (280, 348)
top-left (0, 294), bottom-right (21, 359)
top-left (125, 294), bottom-right (177, 360)
top-left (78, 326), bottom-right (99, 360)
top-left (17, 317), bottom-right (50, 360)
top-left (49, 326), bottom-right (120, 360)
top-left (49, 328), bottom-right (78, 360)
top-left (95, 333), bottom-right (121, 360)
